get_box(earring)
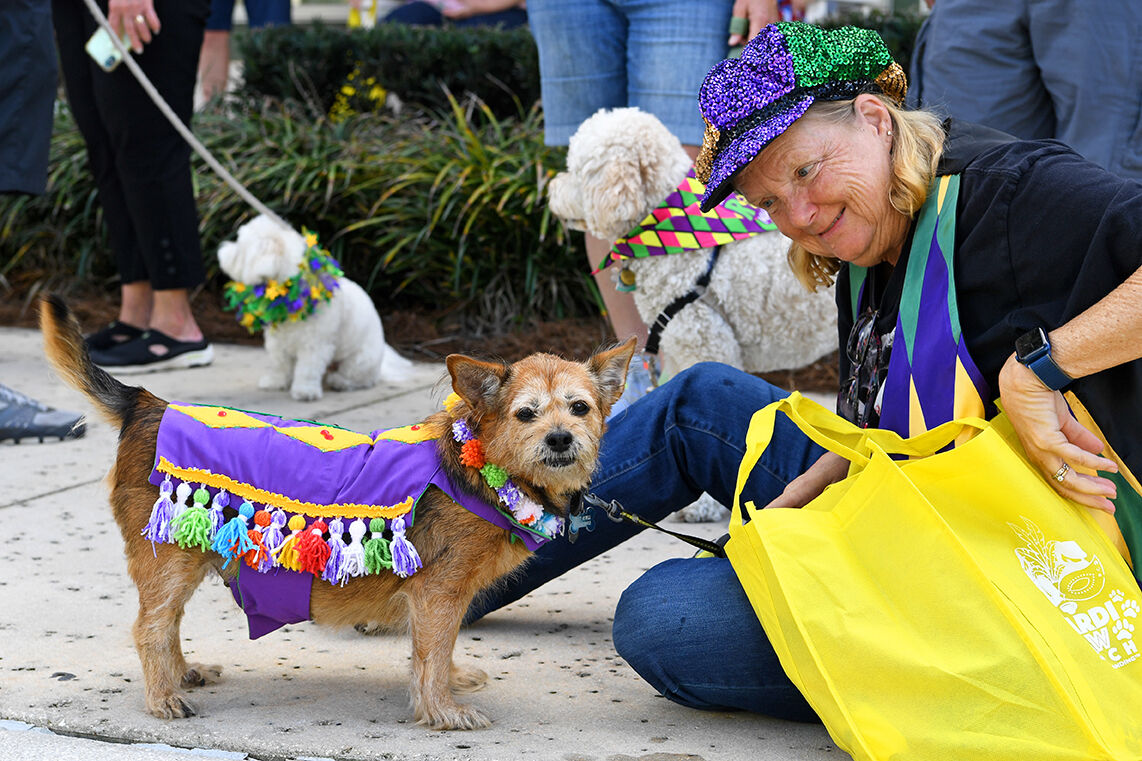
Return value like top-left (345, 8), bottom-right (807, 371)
top-left (886, 130), bottom-right (893, 136)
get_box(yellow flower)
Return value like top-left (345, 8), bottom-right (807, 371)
top-left (368, 85), bottom-right (386, 103)
top-left (305, 232), bottom-right (318, 248)
top-left (310, 286), bottom-right (322, 299)
top-left (241, 313), bottom-right (255, 327)
top-left (230, 281), bottom-right (247, 293)
top-left (265, 280), bottom-right (287, 300)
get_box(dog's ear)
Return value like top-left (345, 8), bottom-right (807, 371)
top-left (446, 355), bottom-right (510, 411)
top-left (588, 337), bottom-right (638, 409)
top-left (216, 240), bottom-right (242, 280)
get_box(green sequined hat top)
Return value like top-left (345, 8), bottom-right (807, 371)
top-left (695, 22), bottom-right (907, 212)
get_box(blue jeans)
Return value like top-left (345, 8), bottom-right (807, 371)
top-left (467, 363), bottom-right (824, 719)
top-left (527, 0), bottom-right (734, 145)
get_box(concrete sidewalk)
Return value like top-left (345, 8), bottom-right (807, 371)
top-left (0, 325), bottom-right (840, 761)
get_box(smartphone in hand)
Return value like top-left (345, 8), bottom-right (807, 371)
top-left (85, 27), bottom-right (127, 72)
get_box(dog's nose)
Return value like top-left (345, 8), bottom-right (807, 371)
top-left (545, 430), bottom-right (573, 453)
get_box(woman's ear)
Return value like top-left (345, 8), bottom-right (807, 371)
top-left (852, 93), bottom-right (893, 139)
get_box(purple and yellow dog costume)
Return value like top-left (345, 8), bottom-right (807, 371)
top-left (142, 397), bottom-right (563, 638)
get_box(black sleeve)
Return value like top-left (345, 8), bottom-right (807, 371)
top-left (955, 141), bottom-right (1142, 389)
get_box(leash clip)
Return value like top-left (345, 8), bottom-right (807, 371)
top-left (583, 492), bottom-right (627, 524)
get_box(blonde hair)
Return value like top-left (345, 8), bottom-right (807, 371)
top-left (785, 96), bottom-right (946, 292)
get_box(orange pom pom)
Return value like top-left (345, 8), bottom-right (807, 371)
top-left (460, 439), bottom-right (485, 469)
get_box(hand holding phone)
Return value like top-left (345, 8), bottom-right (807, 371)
top-left (85, 27), bottom-right (128, 72)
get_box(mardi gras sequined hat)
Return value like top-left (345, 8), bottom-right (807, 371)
top-left (695, 22), bottom-right (906, 212)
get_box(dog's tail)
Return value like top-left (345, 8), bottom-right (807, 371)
top-left (39, 294), bottom-right (162, 429)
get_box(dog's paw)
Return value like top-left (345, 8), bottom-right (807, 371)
top-left (449, 664), bottom-right (488, 694)
top-left (415, 700), bottom-right (492, 731)
top-left (148, 693), bottom-right (197, 719)
top-left (289, 384), bottom-right (323, 401)
top-left (181, 663), bottom-right (223, 688)
top-left (258, 373), bottom-right (289, 391)
top-left (354, 621), bottom-right (384, 636)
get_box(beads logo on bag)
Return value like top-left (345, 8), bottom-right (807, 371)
top-left (1011, 517), bottom-right (1140, 668)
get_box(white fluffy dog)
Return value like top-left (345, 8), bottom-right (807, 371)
top-left (548, 107), bottom-right (837, 379)
top-left (217, 215), bottom-right (413, 401)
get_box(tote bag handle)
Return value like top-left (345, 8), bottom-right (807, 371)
top-left (733, 392), bottom-right (989, 522)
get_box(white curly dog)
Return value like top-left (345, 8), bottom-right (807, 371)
top-left (549, 108), bottom-right (838, 522)
top-left (548, 107), bottom-right (837, 379)
top-left (217, 215), bottom-right (414, 401)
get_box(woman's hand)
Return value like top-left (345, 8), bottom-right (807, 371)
top-left (728, 0), bottom-right (808, 48)
top-left (764, 450), bottom-right (850, 509)
top-left (998, 354), bottom-right (1118, 512)
top-left (108, 0), bottom-right (159, 54)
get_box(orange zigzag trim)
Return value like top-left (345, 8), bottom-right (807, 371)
top-left (156, 457), bottom-right (415, 520)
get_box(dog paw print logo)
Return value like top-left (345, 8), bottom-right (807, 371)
top-left (1116, 594), bottom-right (1141, 619)
top-left (1009, 517), bottom-right (1105, 614)
top-left (1112, 619), bottom-right (1136, 641)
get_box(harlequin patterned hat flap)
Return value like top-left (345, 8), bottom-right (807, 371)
top-left (695, 22), bottom-right (907, 212)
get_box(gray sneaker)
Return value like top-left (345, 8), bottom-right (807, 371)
top-left (0, 384), bottom-right (86, 444)
top-left (608, 351), bottom-right (660, 419)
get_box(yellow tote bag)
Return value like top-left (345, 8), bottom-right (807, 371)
top-left (728, 393), bottom-right (1142, 761)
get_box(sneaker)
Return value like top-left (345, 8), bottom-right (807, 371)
top-left (0, 384), bottom-right (86, 443)
top-left (608, 351), bottom-right (660, 419)
top-left (89, 329), bottom-right (214, 374)
top-left (84, 320), bottom-right (145, 352)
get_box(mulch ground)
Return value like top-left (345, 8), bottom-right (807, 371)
top-left (1, 286), bottom-right (839, 393)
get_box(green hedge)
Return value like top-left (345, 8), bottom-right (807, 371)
top-left (237, 22), bottom-right (541, 120)
top-left (0, 97), bottom-right (592, 329)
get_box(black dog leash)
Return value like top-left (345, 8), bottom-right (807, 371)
top-left (576, 493), bottom-right (727, 558)
top-left (644, 245), bottom-right (723, 356)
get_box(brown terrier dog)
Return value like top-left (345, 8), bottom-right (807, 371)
top-left (40, 295), bottom-right (634, 730)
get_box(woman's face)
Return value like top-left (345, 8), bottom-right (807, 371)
top-left (733, 96), bottom-right (908, 268)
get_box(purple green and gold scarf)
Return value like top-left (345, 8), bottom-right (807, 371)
top-left (596, 167), bottom-right (778, 272)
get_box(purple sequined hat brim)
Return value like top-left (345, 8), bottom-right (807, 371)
top-left (698, 94), bottom-right (813, 213)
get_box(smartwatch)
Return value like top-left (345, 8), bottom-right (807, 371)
top-left (1014, 327), bottom-right (1072, 391)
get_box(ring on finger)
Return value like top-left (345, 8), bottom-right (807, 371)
top-left (1053, 462), bottom-right (1070, 482)
top-left (135, 14), bottom-right (146, 24)
top-left (728, 16), bottom-right (748, 35)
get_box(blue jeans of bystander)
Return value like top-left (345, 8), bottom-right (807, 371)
top-left (467, 362), bottom-right (825, 719)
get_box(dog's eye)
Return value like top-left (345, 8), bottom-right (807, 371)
top-left (515, 408), bottom-right (536, 422)
top-left (570, 401), bottom-right (590, 417)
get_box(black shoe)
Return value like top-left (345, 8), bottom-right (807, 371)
top-left (84, 320), bottom-right (145, 352)
top-left (89, 329), bottom-right (214, 374)
top-left (0, 384), bottom-right (86, 443)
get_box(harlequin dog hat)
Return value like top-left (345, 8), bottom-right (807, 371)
top-left (695, 22), bottom-right (907, 212)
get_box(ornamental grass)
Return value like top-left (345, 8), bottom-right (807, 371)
top-left (0, 94), bottom-right (595, 330)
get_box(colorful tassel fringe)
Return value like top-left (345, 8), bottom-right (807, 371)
top-left (143, 475), bottom-right (426, 585)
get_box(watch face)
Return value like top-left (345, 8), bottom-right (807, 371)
top-left (1015, 328), bottom-right (1047, 362)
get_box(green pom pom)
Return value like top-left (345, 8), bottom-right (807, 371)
top-left (481, 464), bottom-right (508, 489)
top-left (364, 536), bottom-right (392, 574)
top-left (172, 506), bottom-right (213, 552)
top-left (193, 486), bottom-right (210, 506)
top-left (364, 517), bottom-right (392, 574)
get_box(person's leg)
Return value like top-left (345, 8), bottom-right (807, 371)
top-left (452, 7), bottom-right (528, 29)
top-left (613, 556), bottom-right (817, 720)
top-left (198, 0), bottom-right (234, 102)
top-left (52, 0), bottom-right (152, 315)
top-left (529, 0), bottom-right (653, 351)
top-left (622, 0), bottom-right (734, 147)
top-left (0, 0), bottom-right (57, 195)
top-left (89, 0), bottom-right (211, 344)
top-left (527, 0), bottom-right (627, 146)
top-left (466, 362), bottom-right (826, 621)
top-left (383, 2), bottom-right (445, 26)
